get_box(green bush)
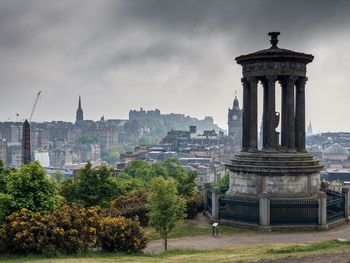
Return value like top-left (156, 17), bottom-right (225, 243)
top-left (184, 192), bottom-right (204, 219)
top-left (0, 193), bottom-right (12, 224)
top-left (97, 216), bottom-right (148, 252)
top-left (109, 190), bottom-right (149, 226)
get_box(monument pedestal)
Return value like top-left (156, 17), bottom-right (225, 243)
top-left (226, 151), bottom-right (323, 198)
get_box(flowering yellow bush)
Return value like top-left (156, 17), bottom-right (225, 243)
top-left (0, 204), bottom-right (148, 254)
top-left (0, 208), bottom-right (48, 254)
top-left (97, 216), bottom-right (148, 252)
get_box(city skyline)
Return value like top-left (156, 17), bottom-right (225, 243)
top-left (1, 0), bottom-right (350, 133)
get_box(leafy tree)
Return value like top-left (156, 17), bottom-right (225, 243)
top-left (122, 160), bottom-right (150, 178)
top-left (176, 171), bottom-right (197, 197)
top-left (51, 170), bottom-right (65, 190)
top-left (113, 173), bottom-right (145, 196)
top-left (214, 172), bottom-right (230, 189)
top-left (0, 160), bottom-right (6, 193)
top-left (163, 158), bottom-right (185, 178)
top-left (60, 178), bottom-right (76, 203)
top-left (0, 193), bottom-right (12, 223)
top-left (73, 162), bottom-right (119, 207)
top-left (150, 163), bottom-right (168, 177)
top-left (147, 177), bottom-right (186, 250)
top-left (6, 161), bottom-right (62, 214)
top-left (0, 160), bottom-right (13, 193)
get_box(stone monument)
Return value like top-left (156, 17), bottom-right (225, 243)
top-left (208, 32), bottom-right (349, 229)
top-left (204, 32), bottom-right (348, 229)
top-left (227, 32), bottom-right (323, 199)
top-left (22, 119), bottom-right (31, 164)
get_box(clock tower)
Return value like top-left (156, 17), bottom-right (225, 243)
top-left (228, 92), bottom-right (242, 151)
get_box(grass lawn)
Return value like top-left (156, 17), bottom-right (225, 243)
top-left (146, 217), bottom-right (254, 241)
top-left (1, 240), bottom-right (350, 263)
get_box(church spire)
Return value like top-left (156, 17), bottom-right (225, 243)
top-left (76, 95), bottom-right (84, 122)
top-left (307, 120), bottom-right (313, 136)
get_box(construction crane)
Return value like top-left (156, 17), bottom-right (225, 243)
top-left (29, 90), bottom-right (41, 122)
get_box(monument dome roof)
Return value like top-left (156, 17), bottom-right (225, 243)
top-left (235, 32), bottom-right (313, 64)
top-left (323, 143), bottom-right (349, 157)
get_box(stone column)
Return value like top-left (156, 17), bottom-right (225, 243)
top-left (295, 77), bottom-right (307, 151)
top-left (342, 187), bottom-right (349, 219)
top-left (262, 82), bottom-right (268, 148)
top-left (266, 76), bottom-right (277, 149)
top-left (318, 191), bottom-right (327, 226)
top-left (242, 78), bottom-right (250, 151)
top-left (280, 79), bottom-right (287, 148)
top-left (211, 189), bottom-right (221, 221)
top-left (248, 78), bottom-right (258, 151)
top-left (203, 188), bottom-right (208, 210)
top-left (286, 77), bottom-right (296, 151)
top-left (259, 192), bottom-right (270, 226)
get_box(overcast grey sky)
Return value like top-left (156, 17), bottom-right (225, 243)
top-left (0, 0), bottom-right (349, 133)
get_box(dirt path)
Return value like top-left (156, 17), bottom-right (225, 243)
top-left (145, 218), bottom-right (350, 253)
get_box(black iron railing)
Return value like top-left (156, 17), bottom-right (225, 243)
top-left (206, 190), bottom-right (212, 213)
top-left (218, 195), bottom-right (259, 223)
top-left (270, 199), bottom-right (318, 225)
top-left (326, 189), bottom-right (345, 222)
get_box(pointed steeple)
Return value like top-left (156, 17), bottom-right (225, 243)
top-left (233, 90), bottom-right (239, 109)
top-left (307, 121), bottom-right (313, 136)
top-left (76, 96), bottom-right (84, 122)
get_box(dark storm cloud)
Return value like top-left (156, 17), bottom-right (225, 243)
top-left (0, 0), bottom-right (349, 131)
top-left (116, 0), bottom-right (350, 45)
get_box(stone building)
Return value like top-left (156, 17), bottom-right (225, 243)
top-left (31, 128), bottom-right (49, 151)
top-left (6, 142), bottom-right (22, 167)
top-left (49, 148), bottom-right (65, 168)
top-left (0, 122), bottom-right (22, 143)
top-left (322, 143), bottom-right (349, 169)
top-left (0, 138), bottom-right (6, 164)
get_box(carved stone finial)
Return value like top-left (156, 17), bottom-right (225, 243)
top-left (268, 32), bottom-right (280, 48)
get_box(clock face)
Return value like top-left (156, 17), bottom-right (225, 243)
top-left (232, 115), bottom-right (238, 121)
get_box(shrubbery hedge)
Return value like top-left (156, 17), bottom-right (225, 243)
top-left (0, 204), bottom-right (148, 255)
